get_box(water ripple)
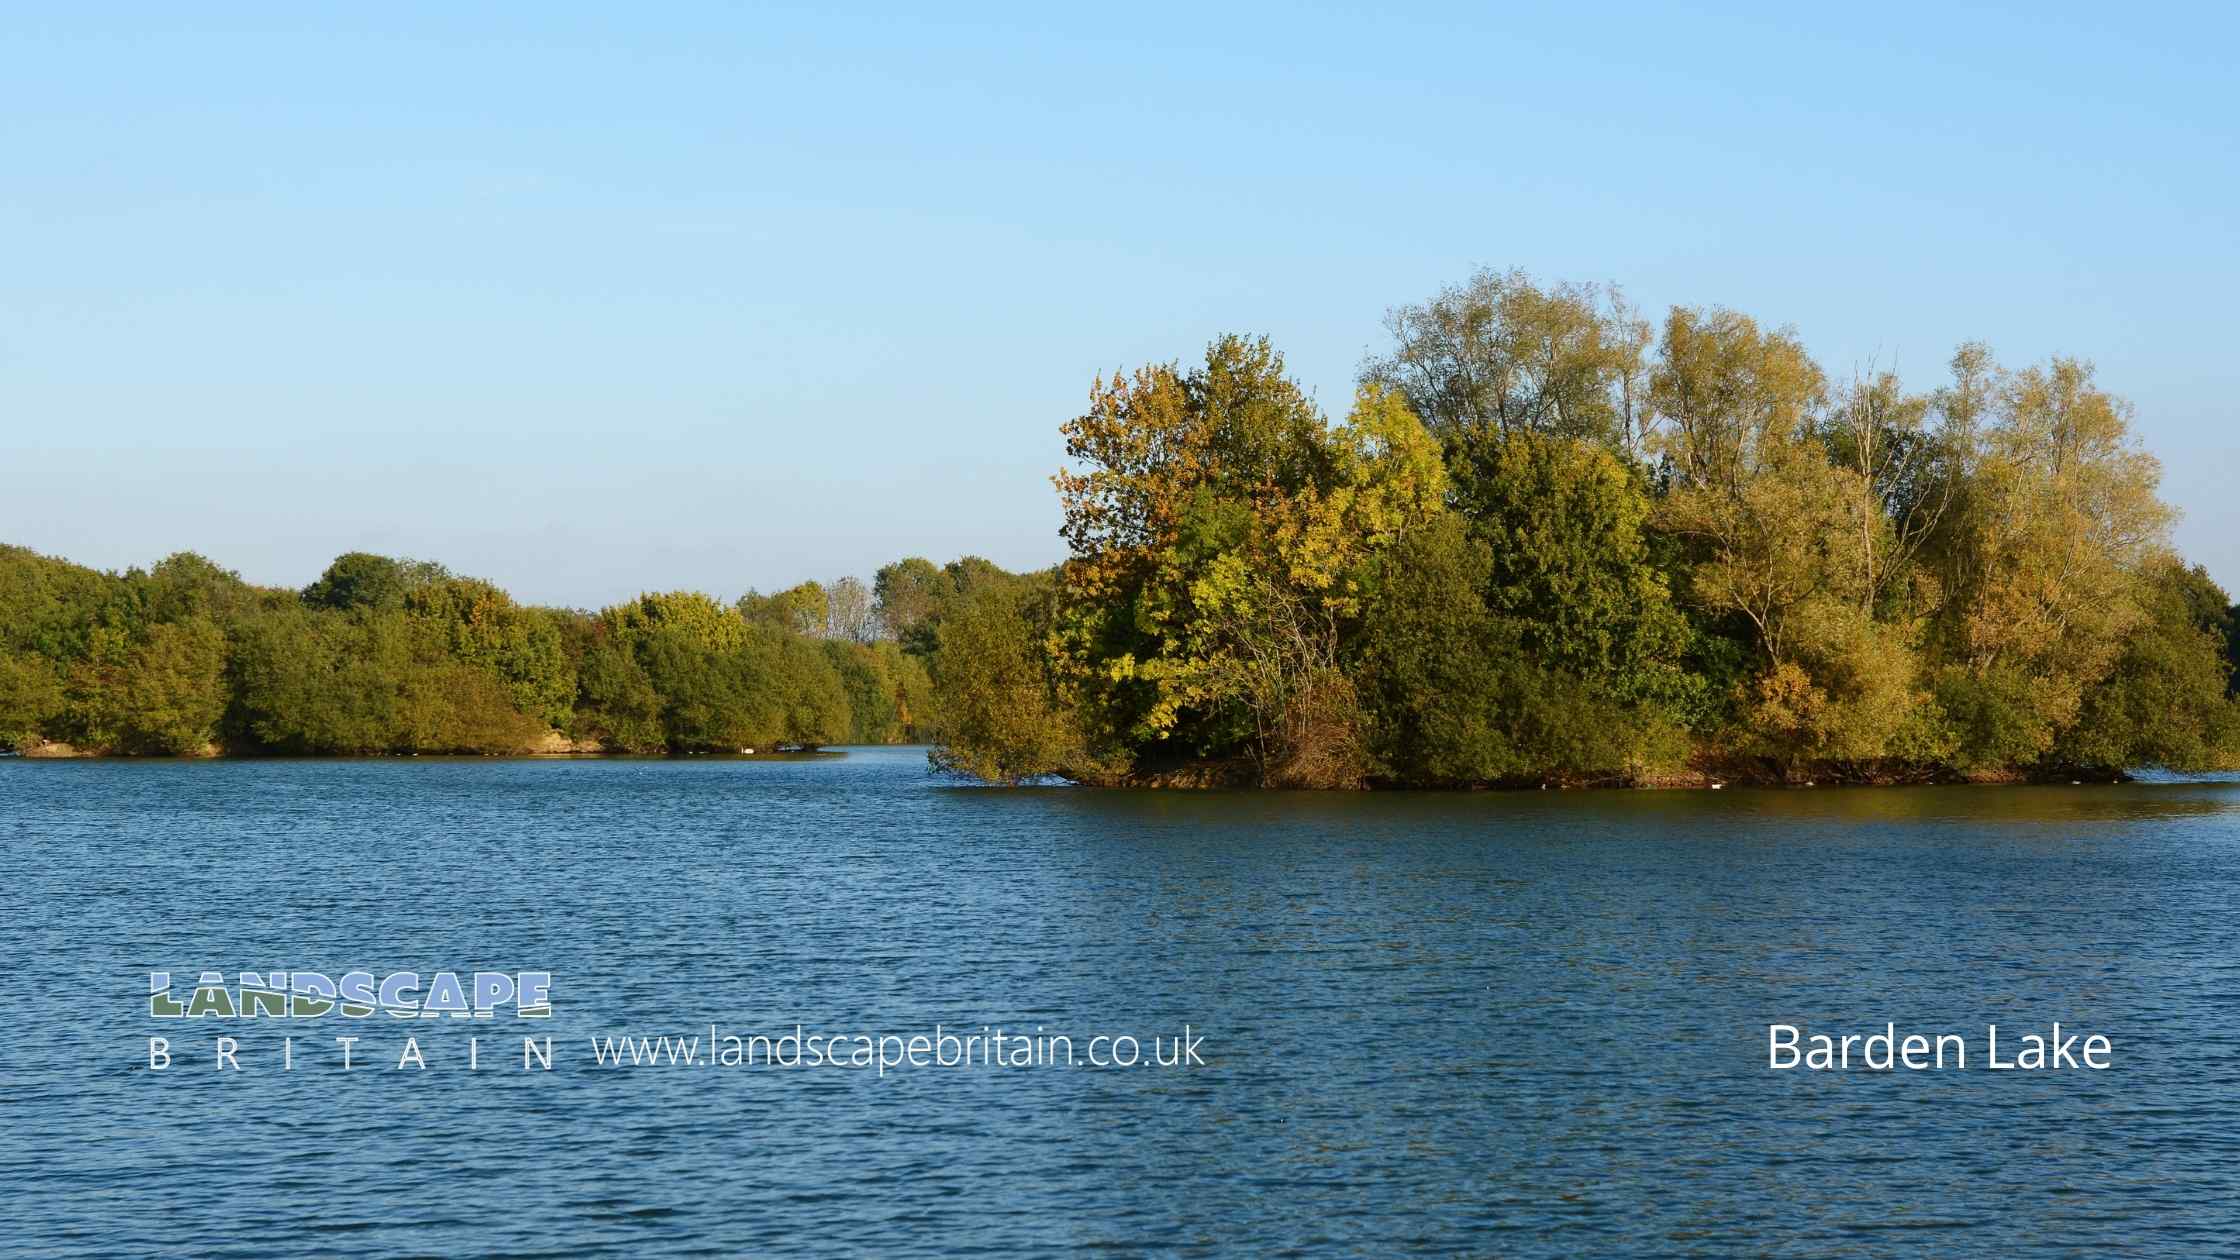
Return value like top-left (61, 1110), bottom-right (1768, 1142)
top-left (4, 752), bottom-right (2236, 1256)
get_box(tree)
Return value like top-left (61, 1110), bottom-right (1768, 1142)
top-left (927, 575), bottom-right (1090, 783)
top-left (229, 603), bottom-right (542, 755)
top-left (1647, 309), bottom-right (1943, 768)
top-left (606, 591), bottom-right (749, 655)
top-left (406, 578), bottom-right (574, 727)
top-left (874, 557), bottom-right (950, 654)
top-left (824, 575), bottom-right (878, 644)
top-left (1445, 427), bottom-right (1695, 712)
top-left (393, 657), bottom-right (548, 754)
top-left (1649, 306), bottom-right (1826, 497)
top-left (761, 628), bottom-right (852, 748)
top-left (0, 544), bottom-right (135, 661)
top-left (63, 618), bottom-right (229, 754)
top-left (1364, 268), bottom-right (1652, 455)
top-left (0, 652), bottom-right (63, 751)
top-left (1739, 602), bottom-right (1945, 772)
top-left (121, 617), bottom-right (230, 754)
top-left (2055, 558), bottom-right (2240, 772)
top-left (1051, 334), bottom-right (1337, 763)
top-left (302, 552), bottom-right (448, 612)
top-left (1189, 384), bottom-right (1447, 785)
top-left (1930, 354), bottom-right (2172, 762)
top-left (134, 552), bottom-right (261, 626)
top-left (944, 556), bottom-right (1016, 599)
top-left (1354, 515), bottom-right (1518, 782)
top-left (740, 581), bottom-right (828, 637)
top-left (1357, 515), bottom-right (1685, 784)
top-left (1819, 367), bottom-right (1959, 613)
top-left (600, 593), bottom-right (851, 751)
top-left (1650, 308), bottom-right (1856, 668)
top-left (1047, 340), bottom-right (1444, 783)
top-left (2161, 564), bottom-right (2240, 697)
top-left (876, 641), bottom-right (932, 738)
top-left (1663, 438), bottom-right (1876, 670)
top-left (825, 640), bottom-right (901, 742)
top-left (573, 636), bottom-right (664, 752)
top-left (5, 268), bottom-right (2227, 785)
top-left (229, 605), bottom-right (361, 752)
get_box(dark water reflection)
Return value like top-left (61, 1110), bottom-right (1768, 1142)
top-left (4, 750), bottom-right (2236, 1256)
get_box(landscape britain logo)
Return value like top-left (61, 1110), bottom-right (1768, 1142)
top-left (149, 969), bottom-right (554, 1019)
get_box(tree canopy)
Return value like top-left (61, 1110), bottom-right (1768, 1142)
top-left (5, 269), bottom-right (2232, 784)
top-left (0, 545), bottom-right (953, 757)
top-left (924, 272), bottom-right (2238, 786)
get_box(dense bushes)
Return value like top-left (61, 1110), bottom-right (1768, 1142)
top-left (227, 604), bottom-right (547, 755)
top-left (0, 544), bottom-right (959, 757)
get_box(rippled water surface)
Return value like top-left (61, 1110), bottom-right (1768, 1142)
top-left (6, 748), bottom-right (2238, 1256)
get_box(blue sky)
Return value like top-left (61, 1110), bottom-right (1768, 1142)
top-left (4, 3), bottom-right (2234, 606)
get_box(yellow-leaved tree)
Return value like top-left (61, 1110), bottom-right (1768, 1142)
top-left (1051, 337), bottom-right (1445, 785)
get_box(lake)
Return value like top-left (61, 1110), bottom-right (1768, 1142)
top-left (5, 747), bottom-right (2237, 1256)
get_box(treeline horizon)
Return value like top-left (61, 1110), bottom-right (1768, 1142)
top-left (6, 267), bottom-right (2239, 783)
top-left (0, 543), bottom-right (1011, 758)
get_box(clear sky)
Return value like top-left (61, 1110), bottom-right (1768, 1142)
top-left (4, 3), bottom-right (2234, 607)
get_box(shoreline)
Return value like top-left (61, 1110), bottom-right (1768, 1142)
top-left (6, 741), bottom-right (2182, 789)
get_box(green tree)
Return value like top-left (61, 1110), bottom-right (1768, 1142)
top-left (63, 618), bottom-right (229, 754)
top-left (874, 557), bottom-right (951, 654)
top-left (230, 605), bottom-right (539, 754)
top-left (740, 582), bottom-right (828, 637)
top-left (229, 605), bottom-right (360, 752)
top-left (405, 577), bottom-right (575, 727)
top-left (2055, 558), bottom-right (2239, 772)
top-left (600, 598), bottom-right (851, 751)
top-left (572, 637), bottom-right (665, 752)
top-left (1646, 307), bottom-right (1939, 767)
top-left (1048, 341), bottom-right (1444, 784)
top-left (0, 544), bottom-right (135, 661)
top-left (1364, 268), bottom-right (1652, 454)
top-left (1446, 427), bottom-right (1695, 712)
top-left (825, 639), bottom-right (902, 742)
top-left (877, 640), bottom-right (934, 739)
top-left (301, 552), bottom-right (448, 612)
top-left (927, 575), bottom-right (1092, 783)
top-left (1929, 354), bottom-right (2172, 763)
top-left (1358, 515), bottom-right (1685, 784)
top-left (134, 552), bottom-right (262, 626)
top-left (604, 591), bottom-right (750, 655)
top-left (0, 652), bottom-right (64, 751)
top-left (1186, 384), bottom-right (1447, 785)
top-left (760, 627), bottom-right (852, 748)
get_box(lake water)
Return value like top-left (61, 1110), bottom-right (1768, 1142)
top-left (6, 747), bottom-right (2238, 1256)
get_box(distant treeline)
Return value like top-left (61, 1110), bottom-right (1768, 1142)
top-left (928, 269), bottom-right (2240, 786)
top-left (0, 543), bottom-right (1018, 757)
top-left (8, 269), bottom-right (2239, 783)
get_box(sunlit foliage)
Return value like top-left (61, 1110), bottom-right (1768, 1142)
top-left (931, 272), bottom-right (2238, 785)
